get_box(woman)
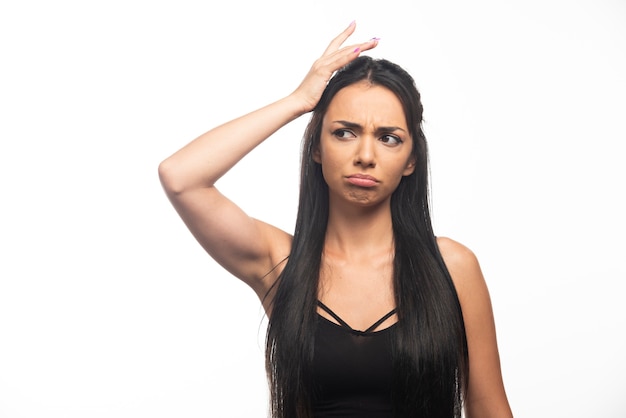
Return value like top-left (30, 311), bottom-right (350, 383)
top-left (159, 22), bottom-right (512, 418)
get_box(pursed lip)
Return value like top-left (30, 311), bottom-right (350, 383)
top-left (345, 173), bottom-right (379, 187)
top-left (347, 174), bottom-right (379, 182)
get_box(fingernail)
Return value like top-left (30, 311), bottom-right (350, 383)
top-left (353, 47), bottom-right (361, 53)
top-left (370, 37), bottom-right (381, 41)
top-left (348, 20), bottom-right (356, 27)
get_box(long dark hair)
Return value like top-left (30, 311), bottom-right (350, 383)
top-left (266, 56), bottom-right (468, 417)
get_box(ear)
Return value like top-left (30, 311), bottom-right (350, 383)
top-left (402, 156), bottom-right (416, 176)
top-left (312, 145), bottom-right (322, 164)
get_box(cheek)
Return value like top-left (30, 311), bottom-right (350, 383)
top-left (390, 168), bottom-right (407, 189)
top-left (316, 143), bottom-right (341, 175)
top-left (393, 150), bottom-right (414, 171)
top-left (319, 157), bottom-right (341, 183)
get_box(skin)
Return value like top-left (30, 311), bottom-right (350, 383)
top-left (158, 21), bottom-right (513, 417)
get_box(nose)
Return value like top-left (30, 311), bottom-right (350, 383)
top-left (354, 137), bottom-right (376, 168)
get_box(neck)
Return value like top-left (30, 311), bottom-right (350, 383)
top-left (324, 199), bottom-right (394, 260)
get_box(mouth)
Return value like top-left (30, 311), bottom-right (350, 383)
top-left (346, 174), bottom-right (379, 188)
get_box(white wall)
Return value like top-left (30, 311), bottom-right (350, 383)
top-left (1, 0), bottom-right (624, 417)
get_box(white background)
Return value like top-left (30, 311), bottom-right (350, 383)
top-left (1, 0), bottom-right (625, 417)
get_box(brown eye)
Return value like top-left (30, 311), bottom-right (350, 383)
top-left (333, 129), bottom-right (356, 140)
top-left (380, 134), bottom-right (402, 146)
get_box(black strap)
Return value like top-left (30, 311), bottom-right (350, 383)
top-left (317, 301), bottom-right (353, 330)
top-left (317, 301), bottom-right (397, 333)
top-left (364, 308), bottom-right (397, 333)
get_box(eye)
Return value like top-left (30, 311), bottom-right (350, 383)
top-left (332, 129), bottom-right (356, 140)
top-left (380, 134), bottom-right (403, 146)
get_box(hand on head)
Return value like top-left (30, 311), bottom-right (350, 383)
top-left (291, 21), bottom-right (379, 114)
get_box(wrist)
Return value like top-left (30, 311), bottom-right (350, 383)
top-left (280, 93), bottom-right (314, 120)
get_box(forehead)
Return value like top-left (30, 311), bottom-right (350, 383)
top-left (324, 82), bottom-right (406, 127)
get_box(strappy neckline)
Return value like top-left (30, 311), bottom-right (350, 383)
top-left (317, 301), bottom-right (397, 334)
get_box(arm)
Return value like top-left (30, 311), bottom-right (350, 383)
top-left (158, 23), bottom-right (379, 300)
top-left (437, 237), bottom-right (513, 418)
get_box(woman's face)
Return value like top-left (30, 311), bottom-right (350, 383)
top-left (314, 81), bottom-right (416, 209)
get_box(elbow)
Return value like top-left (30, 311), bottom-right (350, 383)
top-left (158, 154), bottom-right (217, 197)
top-left (158, 157), bottom-right (185, 197)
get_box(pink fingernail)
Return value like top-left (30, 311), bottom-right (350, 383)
top-left (371, 37), bottom-right (381, 41)
top-left (354, 47), bottom-right (360, 53)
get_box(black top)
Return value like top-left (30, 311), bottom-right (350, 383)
top-left (312, 302), bottom-right (397, 417)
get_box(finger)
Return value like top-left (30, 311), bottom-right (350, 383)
top-left (349, 37), bottom-right (380, 55)
top-left (333, 38), bottom-right (380, 62)
top-left (318, 38), bottom-right (380, 76)
top-left (322, 21), bottom-right (357, 56)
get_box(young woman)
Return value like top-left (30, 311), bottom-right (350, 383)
top-left (159, 22), bottom-right (513, 418)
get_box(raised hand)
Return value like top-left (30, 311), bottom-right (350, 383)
top-left (159, 22), bottom-right (380, 291)
top-left (291, 21), bottom-right (379, 114)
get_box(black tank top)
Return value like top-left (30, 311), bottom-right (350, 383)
top-left (312, 301), bottom-right (397, 417)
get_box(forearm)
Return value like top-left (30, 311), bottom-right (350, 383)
top-left (158, 94), bottom-right (306, 195)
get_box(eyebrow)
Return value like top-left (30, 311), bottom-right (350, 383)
top-left (332, 120), bottom-right (407, 134)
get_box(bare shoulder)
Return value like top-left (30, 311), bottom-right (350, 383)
top-left (436, 236), bottom-right (486, 299)
top-left (437, 238), bottom-right (513, 416)
top-left (436, 236), bottom-right (478, 267)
